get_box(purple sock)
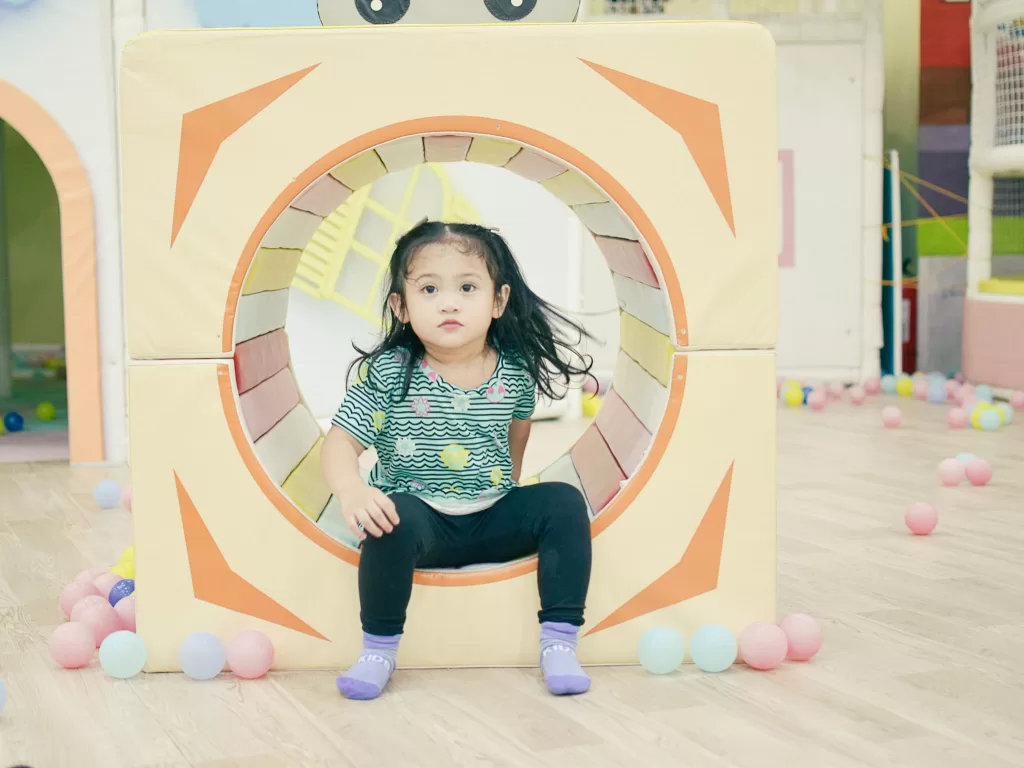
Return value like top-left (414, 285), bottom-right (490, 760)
top-left (540, 622), bottom-right (591, 695)
top-left (337, 632), bottom-right (400, 700)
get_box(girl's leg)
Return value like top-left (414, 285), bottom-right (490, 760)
top-left (338, 493), bottom-right (445, 700)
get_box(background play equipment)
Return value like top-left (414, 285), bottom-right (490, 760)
top-left (120, 21), bottom-right (778, 671)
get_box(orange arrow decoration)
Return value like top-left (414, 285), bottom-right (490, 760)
top-left (581, 59), bottom-right (735, 236)
top-left (171, 64), bottom-right (319, 246)
top-left (585, 462), bottom-right (733, 636)
top-left (175, 472), bottom-right (328, 640)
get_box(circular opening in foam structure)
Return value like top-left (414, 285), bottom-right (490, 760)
top-left (225, 126), bottom-right (686, 584)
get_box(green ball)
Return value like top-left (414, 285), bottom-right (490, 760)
top-left (36, 402), bottom-right (56, 421)
top-left (637, 626), bottom-right (685, 675)
top-left (689, 624), bottom-right (738, 673)
top-left (99, 630), bottom-right (147, 679)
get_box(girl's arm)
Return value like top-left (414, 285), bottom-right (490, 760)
top-left (509, 418), bottom-right (532, 482)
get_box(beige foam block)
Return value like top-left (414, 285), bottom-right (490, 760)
top-left (541, 169), bottom-right (606, 206)
top-left (242, 247), bottom-right (303, 295)
top-left (239, 366), bottom-right (301, 441)
top-left (613, 273), bottom-right (671, 337)
top-left (329, 150), bottom-right (386, 190)
top-left (613, 350), bottom-right (668, 434)
top-left (262, 207), bottom-right (322, 249)
top-left (504, 149), bottom-right (566, 182)
top-left (538, 453), bottom-right (594, 519)
top-left (466, 137), bottom-right (521, 166)
top-left (234, 289), bottom-right (289, 344)
top-left (291, 176), bottom-right (352, 217)
top-left (253, 404), bottom-right (321, 485)
top-left (595, 236), bottom-right (660, 288)
top-left (281, 437), bottom-right (331, 522)
top-left (620, 311), bottom-right (674, 386)
top-left (376, 136), bottom-right (425, 172)
top-left (424, 135), bottom-right (471, 162)
top-left (234, 328), bottom-right (289, 393)
top-left (594, 388), bottom-right (651, 478)
top-left (572, 202), bottom-right (636, 240)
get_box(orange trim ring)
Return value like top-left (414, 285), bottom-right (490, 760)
top-left (0, 82), bottom-right (104, 462)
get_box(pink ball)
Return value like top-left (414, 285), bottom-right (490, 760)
top-left (778, 614), bottom-right (823, 661)
top-left (93, 572), bottom-right (121, 599)
top-left (73, 567), bottom-right (106, 587)
top-left (59, 581), bottom-right (99, 620)
top-left (114, 595), bottom-right (136, 632)
top-left (944, 379), bottom-right (960, 398)
top-left (912, 380), bottom-right (929, 400)
top-left (738, 622), bottom-right (788, 671)
top-left (227, 630), bottom-right (275, 679)
top-left (50, 621), bottom-right (96, 669)
top-left (863, 377), bottom-right (881, 395)
top-left (121, 486), bottom-right (132, 512)
top-left (905, 502), bottom-right (937, 535)
top-left (71, 597), bottom-right (120, 647)
top-left (965, 458), bottom-right (993, 486)
top-left (881, 406), bottom-right (902, 428)
top-left (827, 382), bottom-right (844, 399)
top-left (848, 385), bottom-right (866, 405)
top-left (956, 383), bottom-right (975, 404)
top-left (70, 594), bottom-right (110, 622)
top-left (938, 458), bottom-right (965, 486)
top-left (807, 390), bottom-right (827, 411)
top-left (1010, 390), bottom-right (1024, 409)
top-left (946, 408), bottom-right (968, 429)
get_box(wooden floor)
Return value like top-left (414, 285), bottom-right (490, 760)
top-left (1, 397), bottom-right (1023, 767)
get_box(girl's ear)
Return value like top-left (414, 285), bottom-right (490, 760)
top-left (493, 284), bottom-right (511, 319)
top-left (388, 293), bottom-right (408, 322)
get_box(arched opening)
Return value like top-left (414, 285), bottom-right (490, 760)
top-left (0, 82), bottom-right (103, 463)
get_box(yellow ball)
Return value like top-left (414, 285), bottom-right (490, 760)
top-left (782, 379), bottom-right (801, 392)
top-left (896, 376), bottom-right (914, 397)
top-left (111, 561), bottom-right (134, 580)
top-left (121, 544), bottom-right (134, 564)
top-left (582, 393), bottom-right (603, 419)
top-left (36, 402), bottom-right (56, 421)
top-left (783, 386), bottom-right (804, 407)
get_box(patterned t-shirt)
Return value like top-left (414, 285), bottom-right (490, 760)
top-left (332, 348), bottom-right (536, 512)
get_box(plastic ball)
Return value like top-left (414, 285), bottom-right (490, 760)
top-left (782, 378), bottom-right (802, 392)
top-left (93, 572), bottom-right (121, 598)
top-left (945, 379), bottom-right (960, 398)
top-left (0, 679), bottom-right (5, 712)
top-left (938, 458), bottom-right (965, 487)
top-left (738, 622), bottom-right (787, 671)
top-left (778, 614), bottom-right (823, 661)
top-left (956, 452), bottom-right (976, 464)
top-left (99, 630), bottom-right (147, 679)
top-left (1010, 390), bottom-right (1024, 409)
top-left (895, 376), bottom-right (914, 397)
top-left (848, 385), bottom-right (866, 405)
top-left (863, 377), bottom-right (880, 395)
top-left (120, 544), bottom-right (135, 564)
top-left (227, 631), bottom-right (275, 679)
top-left (108, 578), bottom-right (135, 607)
top-left (581, 393), bottom-right (602, 419)
top-left (60, 580), bottom-right (99, 620)
top-left (93, 479), bottom-right (122, 509)
top-left (956, 383), bottom-right (975, 404)
top-left (827, 382), bottom-right (844, 399)
top-left (782, 386), bottom-right (803, 407)
top-left (110, 561), bottom-right (135, 580)
top-left (36, 401), bottom-right (56, 421)
top-left (71, 596), bottom-right (121, 647)
top-left (978, 408), bottom-right (1003, 432)
top-left (965, 458), bottom-right (993, 486)
top-left (905, 502), bottom-right (937, 535)
top-left (114, 596), bottom-right (136, 632)
top-left (912, 380), bottom-right (929, 400)
top-left (179, 632), bottom-right (226, 680)
top-left (121, 486), bottom-right (132, 512)
top-left (969, 404), bottom-right (988, 429)
top-left (50, 621), bottom-right (96, 668)
top-left (74, 567), bottom-right (106, 586)
top-left (975, 384), bottom-right (994, 403)
top-left (70, 594), bottom-right (109, 621)
top-left (3, 412), bottom-right (24, 433)
top-left (807, 390), bottom-right (827, 411)
top-left (946, 408), bottom-right (968, 429)
top-left (881, 406), bottom-right (902, 428)
top-left (927, 382), bottom-right (947, 404)
top-left (880, 374), bottom-right (897, 394)
top-left (995, 402), bottom-right (1014, 426)
top-left (689, 624), bottom-right (737, 673)
top-left (637, 626), bottom-right (685, 675)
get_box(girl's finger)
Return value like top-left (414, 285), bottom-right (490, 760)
top-left (346, 517), bottom-right (366, 541)
top-left (357, 509), bottom-right (384, 538)
top-left (377, 494), bottom-right (400, 525)
top-left (367, 505), bottom-right (394, 534)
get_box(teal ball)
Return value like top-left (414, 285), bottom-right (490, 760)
top-left (689, 624), bottom-right (738, 673)
top-left (99, 630), bottom-right (147, 679)
top-left (637, 627), bottom-right (685, 675)
top-left (979, 408), bottom-right (1002, 431)
top-left (996, 402), bottom-right (1014, 425)
top-left (880, 375), bottom-right (897, 394)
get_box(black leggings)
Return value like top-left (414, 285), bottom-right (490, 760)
top-left (358, 482), bottom-right (592, 636)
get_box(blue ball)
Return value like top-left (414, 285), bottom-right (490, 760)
top-left (996, 402), bottom-right (1014, 425)
top-left (801, 386), bottom-right (813, 405)
top-left (956, 452), bottom-right (977, 464)
top-left (927, 382), bottom-right (947, 404)
top-left (179, 632), bottom-right (226, 680)
top-left (975, 384), bottom-right (994, 403)
top-left (99, 631), bottom-right (147, 679)
top-left (3, 412), bottom-right (24, 432)
top-left (689, 624), bottom-right (738, 673)
top-left (0, 679), bottom-right (6, 712)
top-left (108, 578), bottom-right (135, 607)
top-left (880, 374), bottom-right (897, 394)
top-left (637, 626), bottom-right (685, 675)
top-left (979, 408), bottom-right (1002, 431)
top-left (93, 479), bottom-right (122, 509)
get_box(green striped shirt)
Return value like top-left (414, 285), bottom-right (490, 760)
top-left (332, 348), bottom-right (536, 508)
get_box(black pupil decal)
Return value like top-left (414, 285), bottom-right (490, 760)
top-left (484, 0), bottom-right (538, 21)
top-left (355, 0), bottom-right (411, 24)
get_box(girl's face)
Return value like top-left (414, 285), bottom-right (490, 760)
top-left (390, 240), bottom-right (510, 352)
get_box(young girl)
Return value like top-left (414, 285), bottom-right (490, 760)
top-left (321, 220), bottom-right (595, 700)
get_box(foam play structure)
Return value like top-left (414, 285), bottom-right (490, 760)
top-left (121, 20), bottom-right (778, 671)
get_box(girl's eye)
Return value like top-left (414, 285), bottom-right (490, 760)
top-left (461, 284), bottom-right (476, 293)
top-left (421, 285), bottom-right (437, 295)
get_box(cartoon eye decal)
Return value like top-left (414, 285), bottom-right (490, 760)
top-left (354, 0), bottom-right (410, 24)
top-left (483, 0), bottom-right (537, 21)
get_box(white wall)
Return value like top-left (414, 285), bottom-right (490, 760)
top-left (0, 0), bottom-right (126, 462)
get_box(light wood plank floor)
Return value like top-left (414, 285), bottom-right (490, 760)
top-left (1, 397), bottom-right (1023, 767)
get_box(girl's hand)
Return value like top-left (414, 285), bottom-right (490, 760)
top-left (338, 485), bottom-right (399, 540)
